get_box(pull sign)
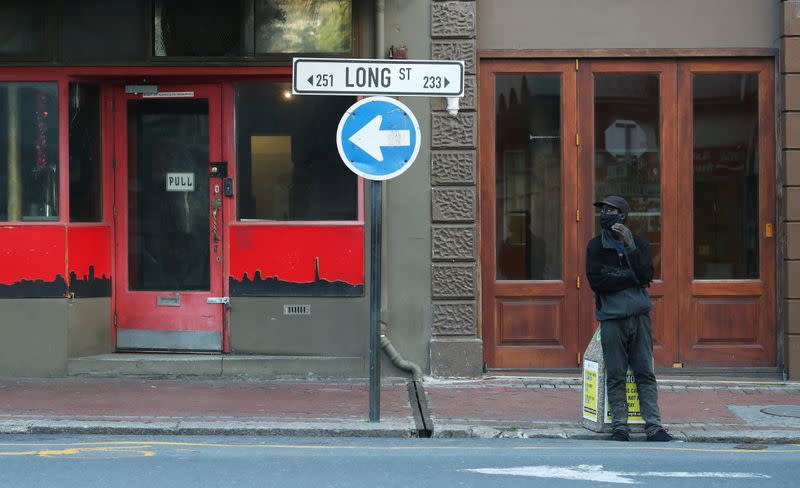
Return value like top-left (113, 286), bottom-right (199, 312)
top-left (166, 173), bottom-right (195, 192)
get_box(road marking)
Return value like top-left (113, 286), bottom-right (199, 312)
top-left (466, 465), bottom-right (771, 484)
top-left (0, 446), bottom-right (155, 458)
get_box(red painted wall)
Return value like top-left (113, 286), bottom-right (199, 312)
top-left (230, 226), bottom-right (364, 285)
top-left (0, 226), bottom-right (66, 285)
top-left (67, 227), bottom-right (111, 280)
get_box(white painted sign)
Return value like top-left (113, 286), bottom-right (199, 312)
top-left (144, 91), bottom-right (195, 98)
top-left (292, 58), bottom-right (464, 97)
top-left (466, 465), bottom-right (770, 484)
top-left (166, 173), bottom-right (195, 192)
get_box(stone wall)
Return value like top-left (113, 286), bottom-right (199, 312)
top-left (784, 0), bottom-right (800, 379)
top-left (429, 0), bottom-right (482, 376)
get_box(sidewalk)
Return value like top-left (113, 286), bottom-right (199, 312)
top-left (1, 375), bottom-right (799, 443)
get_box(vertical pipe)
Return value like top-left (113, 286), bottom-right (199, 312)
top-left (369, 0), bottom-right (386, 423)
top-left (7, 86), bottom-right (21, 221)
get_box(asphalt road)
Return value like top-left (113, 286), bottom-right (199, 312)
top-left (0, 435), bottom-right (798, 487)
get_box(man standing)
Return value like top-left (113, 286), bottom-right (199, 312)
top-left (586, 196), bottom-right (672, 442)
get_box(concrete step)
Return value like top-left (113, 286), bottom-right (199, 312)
top-left (68, 353), bottom-right (365, 378)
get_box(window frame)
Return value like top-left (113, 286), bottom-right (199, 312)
top-left (0, 73), bottom-right (68, 225)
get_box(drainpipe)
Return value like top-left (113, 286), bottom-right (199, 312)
top-left (374, 0), bottom-right (424, 381)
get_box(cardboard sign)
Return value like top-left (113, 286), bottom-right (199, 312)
top-left (582, 360), bottom-right (600, 422)
top-left (604, 368), bottom-right (645, 424)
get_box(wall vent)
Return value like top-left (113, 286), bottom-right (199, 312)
top-left (283, 304), bottom-right (311, 316)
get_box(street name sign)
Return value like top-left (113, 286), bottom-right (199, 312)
top-left (293, 57), bottom-right (464, 97)
top-left (336, 96), bottom-right (421, 181)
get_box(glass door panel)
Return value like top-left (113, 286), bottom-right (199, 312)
top-left (127, 99), bottom-right (211, 291)
top-left (593, 74), bottom-right (662, 278)
top-left (495, 74), bottom-right (562, 281)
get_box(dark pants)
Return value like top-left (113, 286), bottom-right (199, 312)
top-left (601, 314), bottom-right (663, 435)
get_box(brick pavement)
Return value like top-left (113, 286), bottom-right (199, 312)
top-left (0, 375), bottom-right (798, 441)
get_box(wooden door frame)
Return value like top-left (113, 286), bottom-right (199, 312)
top-left (676, 59), bottom-right (776, 366)
top-left (479, 59), bottom-right (579, 368)
top-left (576, 60), bottom-right (679, 366)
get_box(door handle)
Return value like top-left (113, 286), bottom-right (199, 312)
top-left (207, 296), bottom-right (231, 310)
top-left (211, 196), bottom-right (222, 242)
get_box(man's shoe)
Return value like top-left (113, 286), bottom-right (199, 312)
top-left (610, 429), bottom-right (630, 441)
top-left (646, 428), bottom-right (673, 442)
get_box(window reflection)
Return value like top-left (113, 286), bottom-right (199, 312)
top-left (693, 74), bottom-right (759, 279)
top-left (255, 0), bottom-right (352, 53)
top-left (594, 74), bottom-right (661, 278)
top-left (495, 74), bottom-right (562, 280)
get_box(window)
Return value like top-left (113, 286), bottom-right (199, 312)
top-left (0, 83), bottom-right (59, 222)
top-left (60, 0), bottom-right (147, 62)
top-left (255, 0), bottom-right (352, 54)
top-left (236, 82), bottom-right (357, 221)
top-left (155, 0), bottom-right (352, 57)
top-left (69, 84), bottom-right (102, 222)
top-left (0, 0), bottom-right (46, 58)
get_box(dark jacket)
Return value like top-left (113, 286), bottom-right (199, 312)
top-left (586, 231), bottom-right (654, 320)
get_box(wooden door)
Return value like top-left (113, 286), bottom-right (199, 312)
top-left (676, 60), bottom-right (776, 366)
top-left (577, 60), bottom-right (679, 368)
top-left (114, 84), bottom-right (225, 351)
top-left (480, 60), bottom-right (580, 368)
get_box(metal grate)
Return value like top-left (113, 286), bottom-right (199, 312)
top-left (283, 304), bottom-right (311, 316)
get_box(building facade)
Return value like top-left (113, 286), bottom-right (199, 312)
top-left (0, 1), bottom-right (795, 380)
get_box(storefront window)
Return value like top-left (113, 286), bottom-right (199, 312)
top-left (255, 0), bottom-right (352, 53)
top-left (594, 74), bottom-right (662, 279)
top-left (235, 83), bottom-right (357, 221)
top-left (693, 73), bottom-right (759, 279)
top-left (155, 0), bottom-right (352, 57)
top-left (0, 83), bottom-right (59, 222)
top-left (494, 74), bottom-right (562, 281)
top-left (69, 84), bottom-right (102, 222)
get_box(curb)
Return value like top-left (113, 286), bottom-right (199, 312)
top-left (432, 423), bottom-right (800, 444)
top-left (2, 419), bottom-right (800, 444)
top-left (0, 420), bottom-right (419, 438)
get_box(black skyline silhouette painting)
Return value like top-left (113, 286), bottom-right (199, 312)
top-left (230, 258), bottom-right (363, 297)
top-left (0, 275), bottom-right (68, 298)
top-left (69, 266), bottom-right (112, 298)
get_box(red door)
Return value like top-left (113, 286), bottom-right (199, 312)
top-left (114, 84), bottom-right (224, 351)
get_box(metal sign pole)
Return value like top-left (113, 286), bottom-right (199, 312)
top-left (369, 179), bottom-right (382, 422)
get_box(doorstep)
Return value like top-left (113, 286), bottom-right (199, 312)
top-left (67, 353), bottom-right (364, 378)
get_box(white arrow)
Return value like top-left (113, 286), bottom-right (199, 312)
top-left (349, 115), bottom-right (410, 162)
top-left (465, 465), bottom-right (770, 484)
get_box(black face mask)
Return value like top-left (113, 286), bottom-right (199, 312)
top-left (600, 213), bottom-right (620, 230)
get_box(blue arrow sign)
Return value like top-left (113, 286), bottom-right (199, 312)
top-left (336, 96), bottom-right (421, 181)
